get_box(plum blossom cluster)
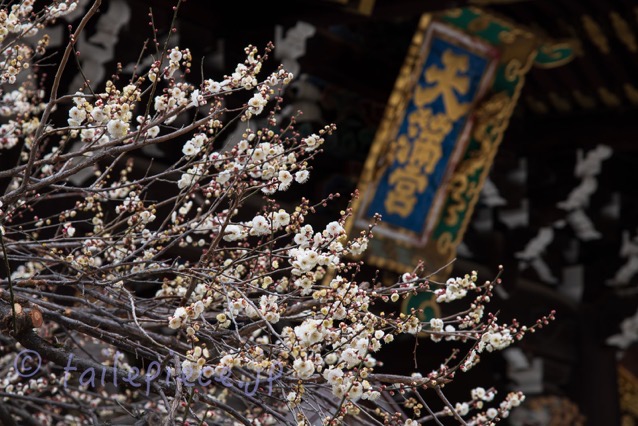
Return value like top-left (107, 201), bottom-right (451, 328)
top-left (0, 1), bottom-right (80, 150)
top-left (435, 271), bottom-right (478, 302)
top-left (0, 2), bottom-right (554, 425)
top-left (464, 390), bottom-right (526, 425)
top-left (0, 1), bottom-right (77, 83)
top-left (421, 387), bottom-right (526, 425)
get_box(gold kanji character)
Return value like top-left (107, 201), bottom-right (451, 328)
top-left (410, 135), bottom-right (443, 175)
top-left (414, 49), bottom-right (470, 120)
top-left (384, 167), bottom-right (427, 217)
top-left (390, 134), bottom-right (411, 165)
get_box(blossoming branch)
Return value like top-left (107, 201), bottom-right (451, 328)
top-left (0, 1), bottom-right (554, 425)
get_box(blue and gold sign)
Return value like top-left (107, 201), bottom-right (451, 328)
top-left (365, 36), bottom-right (493, 237)
top-left (351, 20), bottom-right (498, 255)
top-left (347, 8), bottom-right (547, 276)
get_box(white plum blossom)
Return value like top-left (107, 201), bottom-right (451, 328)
top-left (277, 170), bottom-right (293, 191)
top-left (324, 221), bottom-right (344, 238)
top-left (203, 79), bottom-right (224, 94)
top-left (246, 91), bottom-right (268, 117)
top-left (292, 358), bottom-right (315, 379)
top-left (139, 210), bottom-right (156, 224)
top-left (106, 119), bottom-right (129, 139)
top-left (68, 106), bottom-right (86, 126)
top-left (168, 306), bottom-right (188, 329)
top-left (182, 133), bottom-right (207, 157)
top-left (192, 300), bottom-right (206, 318)
top-left (63, 223), bottom-right (76, 237)
top-left (216, 170), bottom-right (232, 184)
top-left (177, 165), bottom-right (204, 189)
top-left (146, 125), bottom-right (160, 138)
top-left (348, 238), bottom-right (368, 256)
top-left (436, 271), bottom-right (478, 303)
top-left (182, 142), bottom-right (197, 156)
top-left (91, 107), bottom-right (107, 124)
top-left (294, 170), bottom-right (310, 183)
top-left (189, 89), bottom-right (206, 107)
top-left (323, 366), bottom-right (344, 386)
top-left (250, 215), bottom-right (271, 236)
top-left (223, 224), bottom-right (246, 241)
top-left (340, 347), bottom-right (360, 368)
top-left (169, 48), bottom-right (182, 62)
top-left (430, 318), bottom-right (444, 332)
top-left (479, 327), bottom-right (514, 353)
top-left (455, 402), bottom-right (470, 416)
top-left (294, 225), bottom-right (314, 248)
top-left (271, 209), bottom-right (290, 229)
top-left (303, 133), bottom-right (323, 151)
top-left (471, 387), bottom-right (487, 400)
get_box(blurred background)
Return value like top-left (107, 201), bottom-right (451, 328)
top-left (36, 0), bottom-right (638, 423)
